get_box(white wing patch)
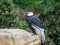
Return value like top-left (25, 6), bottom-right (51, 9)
top-left (31, 24), bottom-right (45, 44)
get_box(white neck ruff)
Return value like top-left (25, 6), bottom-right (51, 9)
top-left (27, 12), bottom-right (33, 16)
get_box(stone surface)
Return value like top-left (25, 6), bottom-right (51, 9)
top-left (0, 29), bottom-right (41, 45)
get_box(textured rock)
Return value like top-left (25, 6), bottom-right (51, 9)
top-left (0, 29), bottom-right (41, 45)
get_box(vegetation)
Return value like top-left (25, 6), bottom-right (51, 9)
top-left (0, 0), bottom-right (20, 28)
top-left (0, 0), bottom-right (60, 45)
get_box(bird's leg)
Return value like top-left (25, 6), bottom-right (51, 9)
top-left (32, 29), bottom-right (37, 35)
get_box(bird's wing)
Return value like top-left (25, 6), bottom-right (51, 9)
top-left (31, 24), bottom-right (44, 35)
top-left (32, 16), bottom-right (44, 29)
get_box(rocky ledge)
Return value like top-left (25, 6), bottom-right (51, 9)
top-left (0, 29), bottom-right (41, 45)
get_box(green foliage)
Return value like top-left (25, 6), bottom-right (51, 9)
top-left (0, 0), bottom-right (32, 32)
top-left (19, 21), bottom-right (32, 32)
top-left (0, 0), bottom-right (20, 28)
top-left (13, 0), bottom-right (43, 10)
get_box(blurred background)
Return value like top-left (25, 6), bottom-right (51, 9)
top-left (0, 0), bottom-right (60, 45)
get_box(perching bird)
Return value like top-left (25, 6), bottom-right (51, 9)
top-left (24, 11), bottom-right (45, 45)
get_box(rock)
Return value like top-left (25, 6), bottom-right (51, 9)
top-left (0, 29), bottom-right (41, 45)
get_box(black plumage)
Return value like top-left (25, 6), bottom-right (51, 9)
top-left (25, 15), bottom-right (44, 29)
top-left (25, 15), bottom-right (44, 34)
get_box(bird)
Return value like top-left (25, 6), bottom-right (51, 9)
top-left (24, 11), bottom-right (45, 45)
